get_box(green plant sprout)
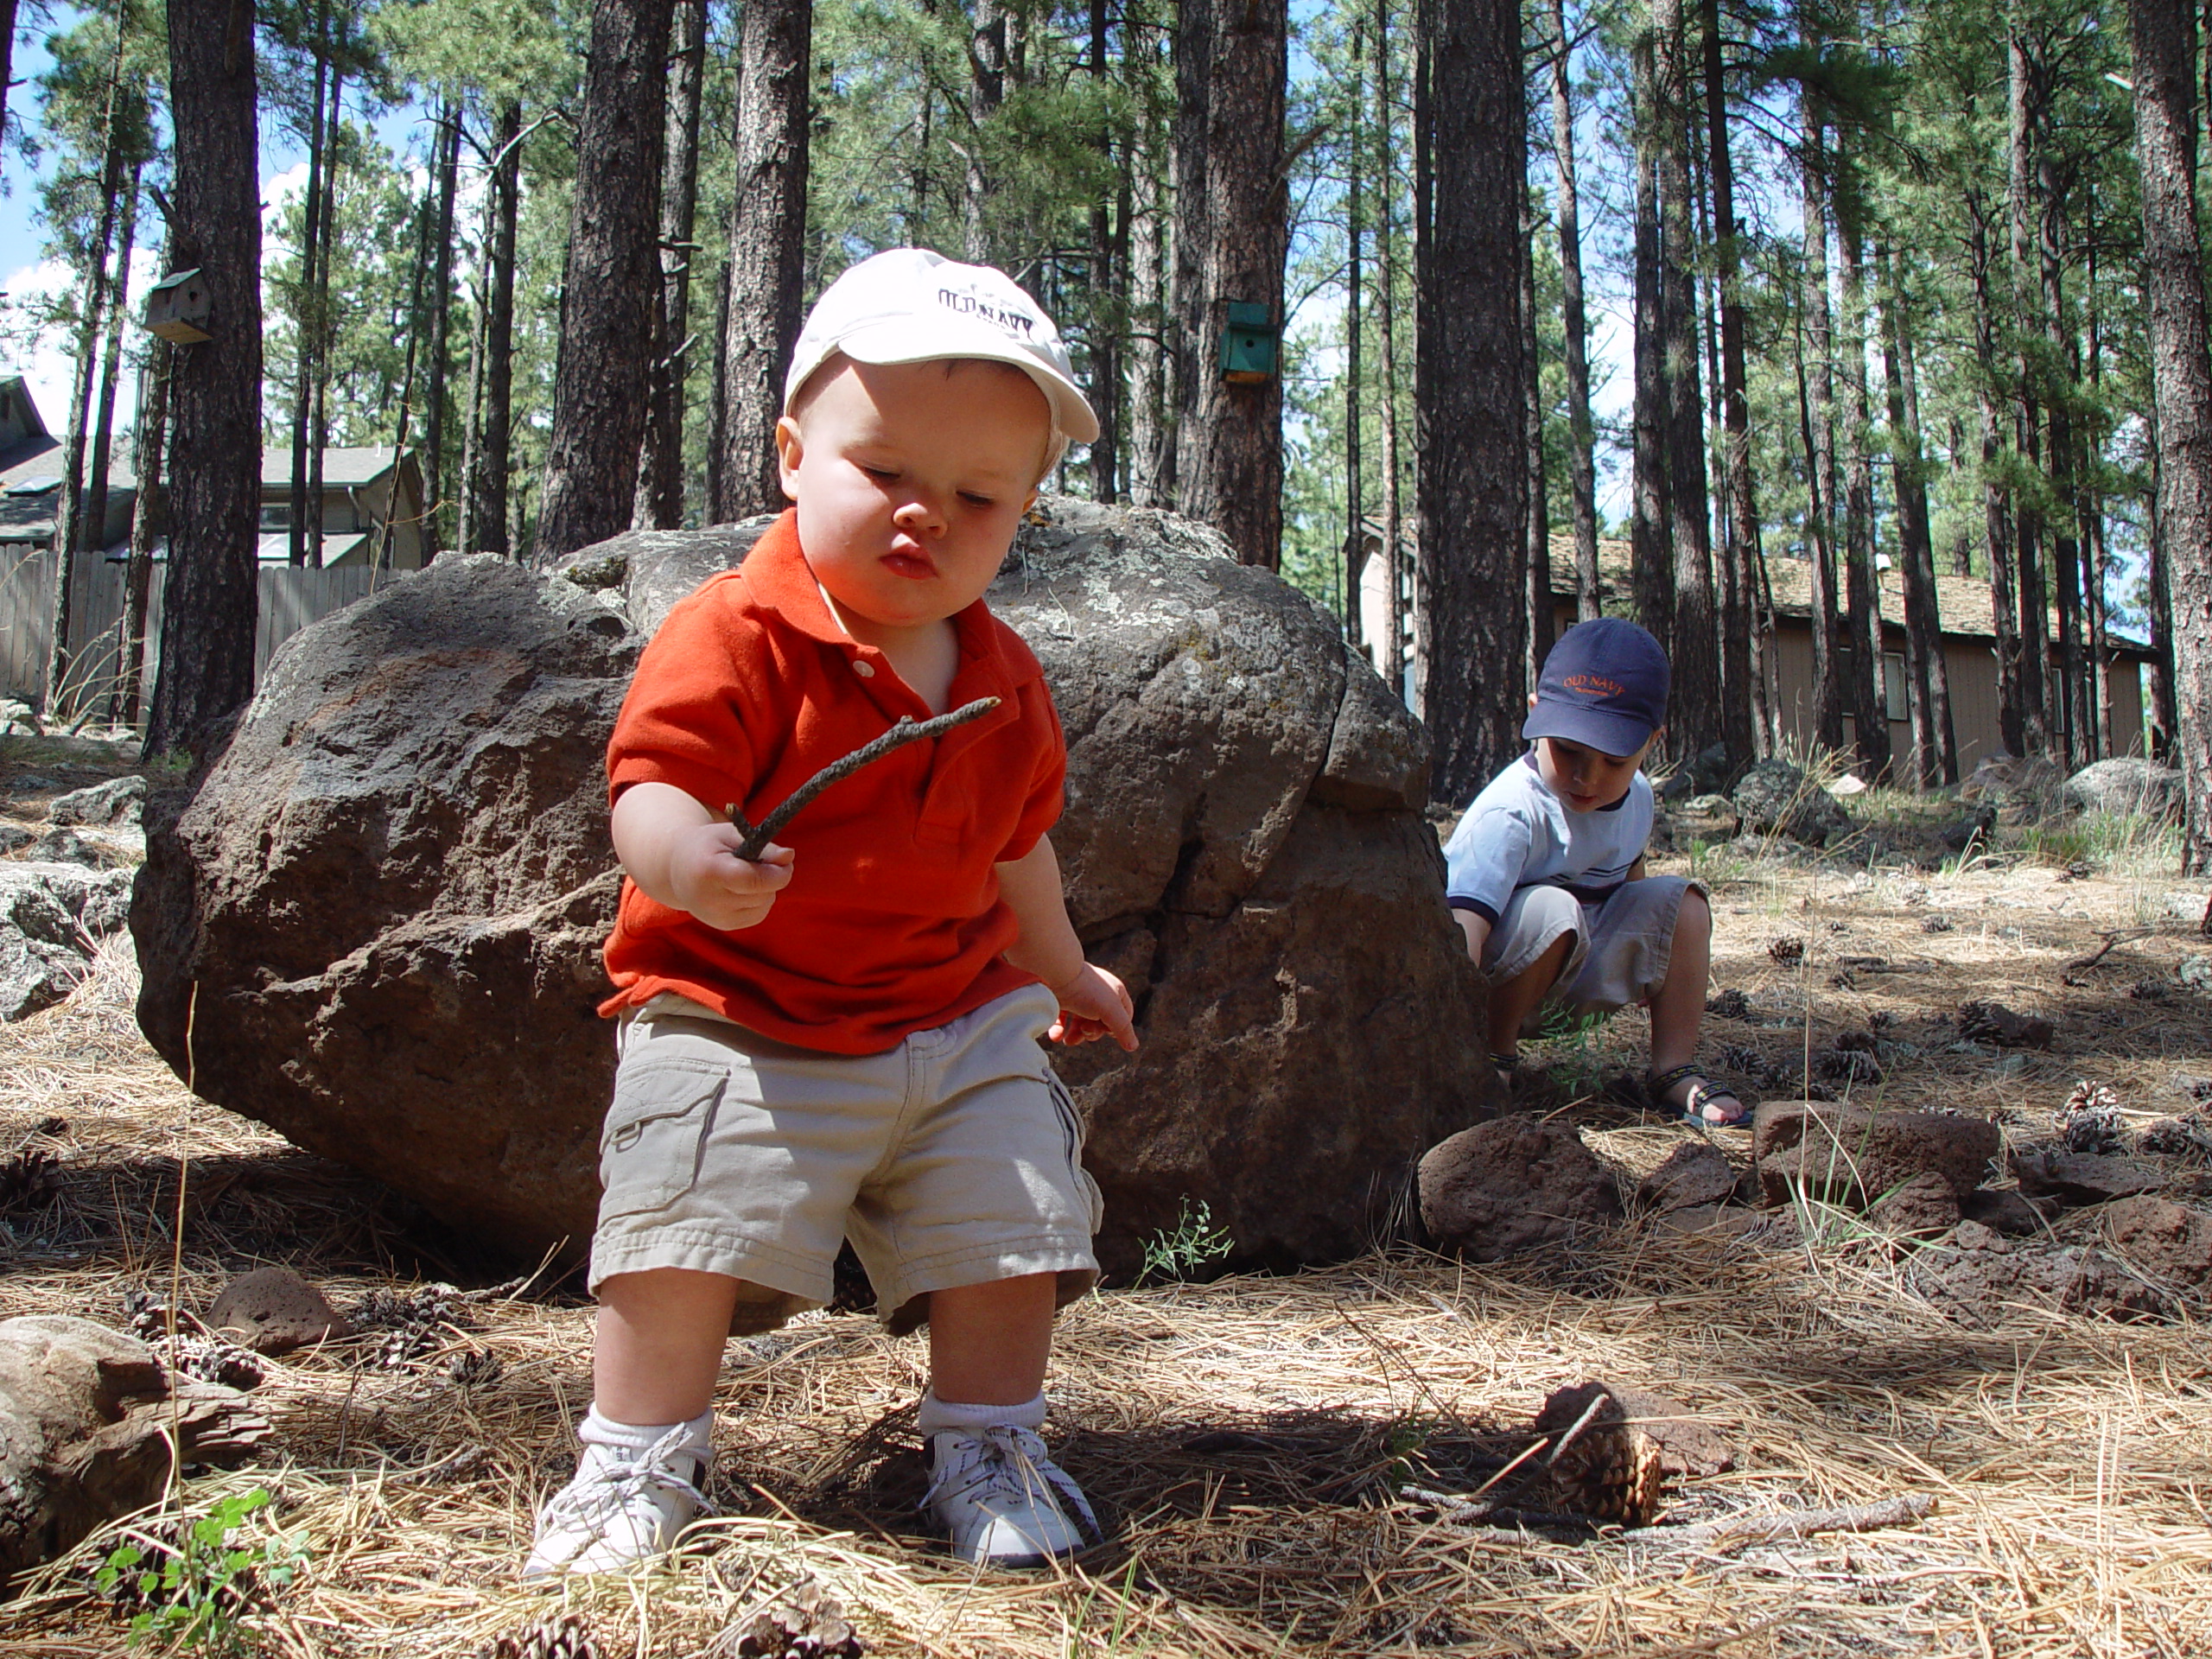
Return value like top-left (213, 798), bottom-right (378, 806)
top-left (96, 1488), bottom-right (305, 1655)
top-left (1135, 1198), bottom-right (1235, 1286)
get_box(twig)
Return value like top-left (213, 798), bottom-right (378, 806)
top-left (1402, 1486), bottom-right (1602, 1533)
top-left (2064, 929), bottom-right (2152, 973)
top-left (1622, 1491), bottom-right (1938, 1552)
top-left (727, 696), bottom-right (1000, 859)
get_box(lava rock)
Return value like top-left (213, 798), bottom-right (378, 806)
top-left (1752, 1100), bottom-right (1999, 1210)
top-left (44, 775), bottom-right (145, 829)
top-left (1910, 1221), bottom-right (2176, 1327)
top-left (207, 1268), bottom-right (349, 1356)
top-left (2062, 758), bottom-right (2183, 820)
top-left (1866, 1170), bottom-right (1961, 1241)
top-left (1730, 759), bottom-right (1853, 847)
top-left (1418, 1115), bottom-right (1622, 1260)
top-left (1961, 1188), bottom-right (2047, 1236)
top-left (0, 863), bottom-right (136, 1020)
top-left (133, 500), bottom-right (1493, 1274)
top-left (2011, 1148), bottom-right (2169, 1208)
top-left (2094, 1196), bottom-right (2212, 1294)
top-left (1636, 1141), bottom-right (1739, 1214)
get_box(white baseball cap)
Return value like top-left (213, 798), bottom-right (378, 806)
top-left (782, 247), bottom-right (1100, 446)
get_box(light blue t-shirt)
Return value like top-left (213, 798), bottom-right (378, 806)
top-left (1442, 750), bottom-right (1654, 924)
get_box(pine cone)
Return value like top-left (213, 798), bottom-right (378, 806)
top-left (712, 1580), bottom-right (866, 1659)
top-left (1529, 1383), bottom-right (1670, 1527)
top-left (1767, 935), bottom-right (1805, 966)
top-left (491, 1612), bottom-right (597, 1659)
top-left (0, 1147), bottom-right (62, 1210)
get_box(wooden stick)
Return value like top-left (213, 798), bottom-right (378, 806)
top-left (726, 696), bottom-right (1000, 860)
top-left (1622, 1491), bottom-right (1938, 1551)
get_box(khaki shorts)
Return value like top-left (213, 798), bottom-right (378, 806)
top-left (588, 982), bottom-right (1103, 1336)
top-left (1478, 875), bottom-right (1706, 1035)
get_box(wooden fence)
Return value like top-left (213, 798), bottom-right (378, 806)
top-left (0, 543), bottom-right (390, 723)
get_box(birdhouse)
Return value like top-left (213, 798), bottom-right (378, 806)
top-left (144, 269), bottom-right (213, 344)
top-left (1218, 302), bottom-right (1278, 384)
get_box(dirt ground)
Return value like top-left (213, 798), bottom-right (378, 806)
top-left (0, 752), bottom-right (2208, 1658)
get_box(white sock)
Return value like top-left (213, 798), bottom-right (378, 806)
top-left (918, 1389), bottom-right (1047, 1433)
top-left (578, 1404), bottom-right (714, 1457)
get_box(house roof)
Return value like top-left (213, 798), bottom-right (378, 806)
top-left (1541, 533), bottom-right (2153, 659)
top-left (261, 447), bottom-right (404, 490)
top-left (257, 531), bottom-right (371, 564)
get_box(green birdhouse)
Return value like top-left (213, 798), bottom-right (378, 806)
top-left (1219, 302), bottom-right (1278, 384)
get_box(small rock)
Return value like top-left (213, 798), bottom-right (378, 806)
top-left (2180, 956), bottom-right (2212, 995)
top-left (207, 1267), bottom-right (349, 1356)
top-left (1957, 1001), bottom-right (2054, 1050)
top-left (1637, 1142), bottom-right (1739, 1214)
top-left (1866, 1171), bottom-right (1961, 1241)
top-left (1753, 1100), bottom-right (1999, 1210)
top-left (0, 825), bottom-right (31, 855)
top-left (2162, 891), bottom-right (2209, 923)
top-left (1910, 1224), bottom-right (2176, 1326)
top-left (1651, 1204), bottom-right (1765, 1242)
top-left (1418, 1115), bottom-right (1622, 1261)
top-left (1937, 804), bottom-right (1998, 852)
top-left (2062, 757), bottom-right (2183, 819)
top-left (44, 775), bottom-right (145, 829)
top-left (22, 830), bottom-right (126, 869)
top-left (1921, 913), bottom-right (1955, 933)
top-left (1826, 773), bottom-right (1868, 797)
top-left (2011, 1148), bottom-right (2168, 1208)
top-left (2097, 1196), bottom-right (2212, 1293)
top-left (1731, 759), bottom-right (1853, 846)
top-left (1961, 1188), bottom-right (2047, 1236)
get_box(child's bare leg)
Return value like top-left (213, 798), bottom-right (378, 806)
top-left (927, 1272), bottom-right (1057, 1405)
top-left (1645, 888), bottom-right (1744, 1125)
top-left (1484, 931), bottom-right (1576, 1060)
top-left (593, 1267), bottom-right (741, 1424)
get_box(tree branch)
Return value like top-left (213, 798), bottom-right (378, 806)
top-left (727, 696), bottom-right (1001, 860)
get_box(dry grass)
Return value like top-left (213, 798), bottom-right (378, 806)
top-left (0, 832), bottom-right (2209, 1656)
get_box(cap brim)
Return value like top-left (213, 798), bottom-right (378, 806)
top-left (1522, 701), bottom-right (1656, 760)
top-left (834, 320), bottom-right (1102, 444)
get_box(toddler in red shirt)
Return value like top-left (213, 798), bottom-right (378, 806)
top-left (526, 250), bottom-right (1137, 1580)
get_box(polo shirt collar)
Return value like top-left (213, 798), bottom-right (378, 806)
top-left (739, 510), bottom-right (1037, 704)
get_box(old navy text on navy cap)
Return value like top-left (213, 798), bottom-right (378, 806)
top-left (1522, 617), bottom-right (1670, 758)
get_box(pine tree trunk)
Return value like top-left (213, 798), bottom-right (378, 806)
top-left (1549, 0), bottom-right (1599, 625)
top-left (469, 100), bottom-right (521, 558)
top-left (535, 0), bottom-right (676, 563)
top-left (964, 0), bottom-right (1006, 263)
top-left (1087, 0), bottom-right (1122, 504)
top-left (1652, 0), bottom-right (1716, 760)
top-left (1522, 167), bottom-right (1552, 686)
top-left (1173, 0), bottom-right (1288, 569)
top-left (637, 0), bottom-right (707, 532)
top-left (0, 0), bottom-right (16, 156)
top-left (1416, 0), bottom-right (1527, 798)
top-left (2128, 0), bottom-right (2212, 868)
top-left (1836, 196), bottom-right (1890, 782)
top-left (83, 168), bottom-right (138, 570)
top-left (1630, 35), bottom-right (1671, 652)
top-left (1376, 0), bottom-right (1406, 692)
top-left (2007, 32), bottom-right (2050, 754)
top-left (1127, 32), bottom-right (1172, 511)
top-left (1345, 17), bottom-right (1365, 650)
top-left (1880, 247), bottom-right (1956, 785)
top-left (304, 54), bottom-right (345, 568)
top-left (711, 0), bottom-right (810, 524)
top-left (115, 335), bottom-right (169, 729)
top-left (422, 102), bottom-right (460, 559)
top-left (149, 0), bottom-right (262, 762)
top-left (287, 0), bottom-right (329, 569)
top-left (1965, 180), bottom-right (2025, 755)
top-left (1799, 101), bottom-right (1844, 752)
top-left (1701, 0), bottom-right (1761, 755)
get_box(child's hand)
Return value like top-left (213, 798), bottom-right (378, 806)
top-left (666, 823), bottom-right (794, 931)
top-left (1047, 963), bottom-right (1139, 1051)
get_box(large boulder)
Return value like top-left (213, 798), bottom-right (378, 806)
top-left (2062, 757), bottom-right (2183, 820)
top-left (133, 499), bottom-right (1492, 1275)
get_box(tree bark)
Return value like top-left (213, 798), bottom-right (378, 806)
top-left (637, 0), bottom-right (707, 531)
top-left (1879, 247), bottom-right (1956, 785)
top-left (1799, 98), bottom-right (1844, 752)
top-left (1345, 15), bottom-right (1365, 648)
top-left (287, 0), bottom-right (329, 569)
top-left (1173, 0), bottom-right (1288, 569)
top-left (1965, 179), bottom-right (2025, 755)
top-left (463, 101), bottom-right (521, 557)
top-left (1549, 0), bottom-right (1599, 625)
top-left (2007, 29), bottom-right (2050, 754)
top-left (149, 0), bottom-right (261, 761)
top-left (1376, 0), bottom-right (1407, 691)
top-left (1835, 193), bottom-right (1890, 782)
top-left (1522, 163), bottom-right (1552, 686)
top-left (534, 0), bottom-right (676, 563)
top-left (304, 46), bottom-right (345, 568)
top-left (115, 336), bottom-right (169, 729)
top-left (964, 0), bottom-right (1006, 263)
top-left (1088, 0), bottom-right (1122, 504)
top-left (1630, 34), bottom-right (1671, 654)
top-left (421, 102), bottom-right (460, 559)
top-left (1416, 0), bottom-right (1527, 798)
top-left (1652, 0), bottom-right (1716, 760)
top-left (710, 0), bottom-right (810, 524)
top-left (83, 167), bottom-right (139, 569)
top-left (2128, 0), bottom-right (2212, 868)
top-left (1701, 0), bottom-right (1761, 757)
top-left (1127, 22), bottom-right (1172, 510)
top-left (0, 0), bottom-right (16, 157)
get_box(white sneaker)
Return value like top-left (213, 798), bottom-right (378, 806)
top-left (524, 1418), bottom-right (711, 1579)
top-left (924, 1424), bottom-right (1098, 1567)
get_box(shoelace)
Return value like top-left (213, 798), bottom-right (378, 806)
top-left (543, 1422), bottom-right (714, 1530)
top-left (922, 1424), bottom-right (1096, 1535)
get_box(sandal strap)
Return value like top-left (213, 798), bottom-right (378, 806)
top-left (1646, 1063), bottom-right (1703, 1096)
top-left (1489, 1050), bottom-right (1520, 1073)
top-left (1681, 1078), bottom-right (1743, 1117)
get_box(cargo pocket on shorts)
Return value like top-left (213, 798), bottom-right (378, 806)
top-left (598, 1064), bottom-right (726, 1221)
top-left (1046, 1070), bottom-right (1106, 1233)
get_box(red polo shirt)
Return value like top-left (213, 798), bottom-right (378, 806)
top-left (599, 511), bottom-right (1067, 1053)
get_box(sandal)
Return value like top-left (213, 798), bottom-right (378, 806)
top-left (1490, 1050), bottom-right (1519, 1097)
top-left (1646, 1063), bottom-right (1752, 1128)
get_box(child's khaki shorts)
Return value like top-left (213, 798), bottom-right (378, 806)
top-left (588, 982), bottom-right (1103, 1336)
top-left (1478, 875), bottom-right (1706, 1033)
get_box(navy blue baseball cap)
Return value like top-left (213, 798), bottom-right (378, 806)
top-left (1522, 618), bottom-right (1669, 757)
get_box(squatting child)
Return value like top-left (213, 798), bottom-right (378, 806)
top-left (526, 249), bottom-right (1138, 1579)
top-left (1442, 617), bottom-right (1747, 1128)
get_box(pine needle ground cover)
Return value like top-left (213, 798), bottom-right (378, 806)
top-left (0, 807), bottom-right (2209, 1656)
